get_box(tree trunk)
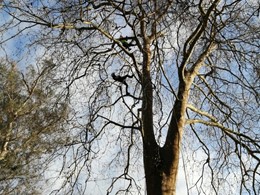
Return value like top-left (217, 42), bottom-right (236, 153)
top-left (143, 79), bottom-right (188, 195)
top-left (141, 28), bottom-right (189, 193)
top-left (143, 125), bottom-right (183, 195)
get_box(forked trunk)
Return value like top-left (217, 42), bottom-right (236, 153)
top-left (142, 80), bottom-right (187, 195)
top-left (141, 35), bottom-right (187, 195)
top-left (143, 125), bottom-right (182, 195)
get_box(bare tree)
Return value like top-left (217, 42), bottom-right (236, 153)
top-left (0, 0), bottom-right (259, 194)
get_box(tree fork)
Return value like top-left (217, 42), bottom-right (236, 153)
top-left (143, 75), bottom-right (190, 195)
top-left (141, 35), bottom-right (187, 194)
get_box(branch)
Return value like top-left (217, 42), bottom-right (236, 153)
top-left (186, 118), bottom-right (260, 161)
top-left (186, 104), bottom-right (218, 122)
top-left (181, 0), bottom-right (220, 79)
top-left (97, 115), bottom-right (140, 130)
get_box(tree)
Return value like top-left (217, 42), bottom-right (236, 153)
top-left (0, 0), bottom-right (259, 194)
top-left (0, 59), bottom-right (69, 194)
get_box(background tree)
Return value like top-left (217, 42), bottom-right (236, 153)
top-left (0, 59), bottom-right (69, 194)
top-left (0, 0), bottom-right (259, 194)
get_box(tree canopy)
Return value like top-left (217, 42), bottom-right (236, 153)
top-left (0, 0), bottom-right (259, 194)
top-left (0, 60), bottom-right (69, 194)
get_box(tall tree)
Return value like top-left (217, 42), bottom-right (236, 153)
top-left (0, 0), bottom-right (259, 194)
top-left (0, 59), bottom-right (69, 194)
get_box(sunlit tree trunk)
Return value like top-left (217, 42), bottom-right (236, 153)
top-left (141, 31), bottom-right (191, 193)
top-left (143, 87), bottom-right (189, 195)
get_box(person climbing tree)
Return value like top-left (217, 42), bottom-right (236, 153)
top-left (111, 72), bottom-right (133, 95)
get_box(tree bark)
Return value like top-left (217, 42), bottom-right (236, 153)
top-left (142, 67), bottom-right (190, 194)
top-left (143, 100), bottom-right (187, 195)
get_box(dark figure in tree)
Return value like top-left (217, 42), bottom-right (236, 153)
top-left (111, 73), bottom-right (133, 95)
top-left (119, 35), bottom-right (135, 50)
